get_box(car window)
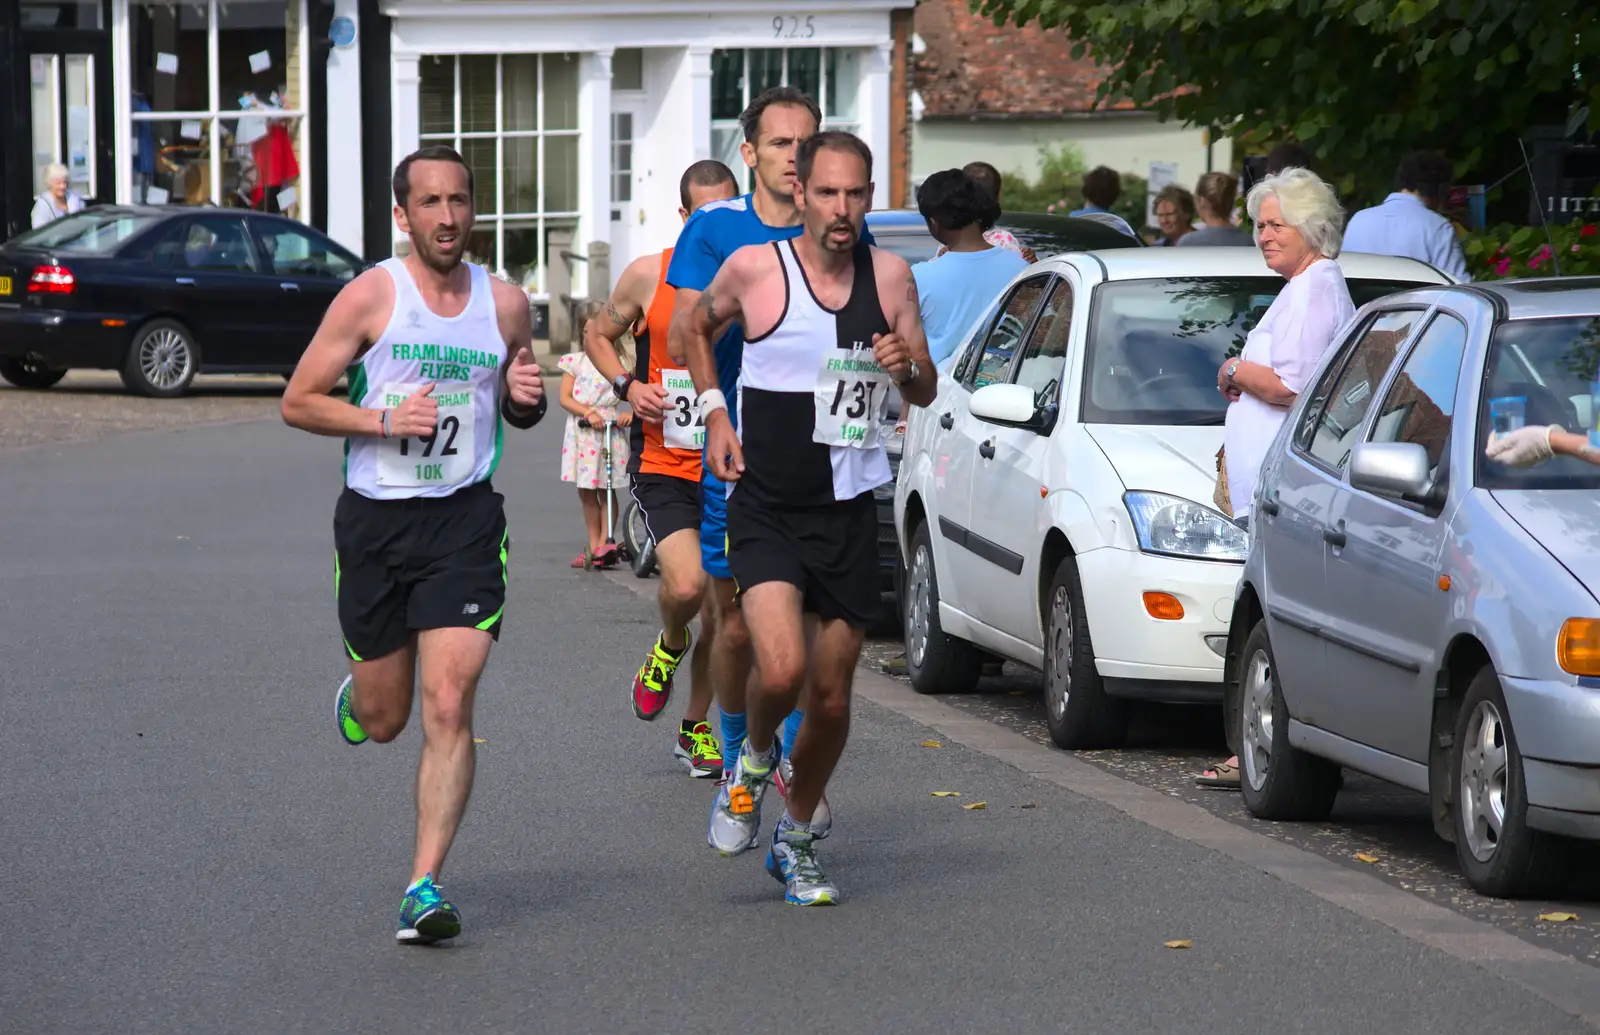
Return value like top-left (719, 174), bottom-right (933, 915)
top-left (964, 275), bottom-right (1049, 391)
top-left (6, 211), bottom-right (163, 253)
top-left (253, 221), bottom-right (359, 280)
top-left (1478, 315), bottom-right (1600, 490)
top-left (1367, 312), bottom-right (1467, 472)
top-left (1010, 278), bottom-right (1073, 401)
top-left (1297, 309), bottom-right (1424, 471)
top-left (158, 218), bottom-right (258, 274)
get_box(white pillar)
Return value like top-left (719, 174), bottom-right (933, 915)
top-left (389, 53), bottom-right (420, 255)
top-left (577, 48), bottom-right (614, 300)
top-left (323, 0), bottom-right (363, 254)
top-left (687, 47), bottom-right (712, 161)
top-left (859, 42), bottom-right (894, 210)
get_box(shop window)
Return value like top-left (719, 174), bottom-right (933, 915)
top-left (128, 0), bottom-right (306, 219)
top-left (709, 47), bottom-right (863, 192)
top-left (612, 48), bottom-right (644, 92)
top-left (21, 0), bottom-right (104, 30)
top-left (418, 52), bottom-right (582, 296)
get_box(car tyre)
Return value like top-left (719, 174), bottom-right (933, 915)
top-left (903, 520), bottom-right (980, 695)
top-left (122, 318), bottom-right (198, 398)
top-left (1451, 666), bottom-right (1566, 897)
top-left (1043, 554), bottom-right (1128, 749)
top-left (0, 358), bottom-right (68, 389)
top-left (1238, 620), bottom-right (1340, 821)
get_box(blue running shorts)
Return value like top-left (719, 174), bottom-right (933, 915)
top-left (700, 471), bottom-right (731, 580)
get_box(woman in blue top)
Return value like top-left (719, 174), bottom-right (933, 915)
top-left (911, 169), bottom-right (1029, 366)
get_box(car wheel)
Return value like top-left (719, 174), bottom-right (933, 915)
top-left (1451, 666), bottom-right (1566, 896)
top-left (122, 318), bottom-right (198, 398)
top-left (904, 520), bottom-right (980, 695)
top-left (623, 500), bottom-right (657, 579)
top-left (1042, 554), bottom-right (1128, 749)
top-left (0, 358), bottom-right (68, 389)
top-left (1238, 620), bottom-right (1340, 821)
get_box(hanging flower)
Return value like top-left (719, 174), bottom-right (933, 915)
top-left (1581, 224), bottom-right (1597, 238)
top-left (1493, 257), bottom-right (1511, 276)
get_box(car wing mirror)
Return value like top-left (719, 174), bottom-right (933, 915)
top-left (969, 382), bottom-right (1041, 429)
top-left (1348, 441), bottom-right (1432, 499)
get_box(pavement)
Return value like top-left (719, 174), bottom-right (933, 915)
top-left (6, 398), bottom-right (1600, 1033)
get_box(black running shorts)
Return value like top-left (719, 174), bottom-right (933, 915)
top-left (333, 481), bottom-right (509, 661)
top-left (630, 472), bottom-right (702, 543)
top-left (726, 489), bottom-right (879, 629)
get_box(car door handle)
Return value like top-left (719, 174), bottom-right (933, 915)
top-left (175, 277), bottom-right (195, 286)
top-left (1323, 521), bottom-right (1347, 548)
top-left (939, 412), bottom-right (954, 430)
top-left (978, 439), bottom-right (995, 460)
top-left (279, 282), bottom-right (300, 292)
top-left (1260, 495), bottom-right (1280, 517)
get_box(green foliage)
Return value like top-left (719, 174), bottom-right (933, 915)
top-left (1464, 222), bottom-right (1600, 280)
top-left (970, 0), bottom-right (1599, 205)
top-left (1000, 143), bottom-right (1149, 227)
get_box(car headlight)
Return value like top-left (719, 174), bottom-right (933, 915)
top-left (1123, 491), bottom-right (1248, 562)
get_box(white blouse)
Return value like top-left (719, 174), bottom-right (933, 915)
top-left (1224, 258), bottom-right (1355, 517)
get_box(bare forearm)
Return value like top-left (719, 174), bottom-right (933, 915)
top-left (584, 321), bottom-right (630, 385)
top-left (282, 390), bottom-right (384, 439)
top-left (1234, 361), bottom-right (1296, 407)
top-left (1553, 429), bottom-right (1600, 463)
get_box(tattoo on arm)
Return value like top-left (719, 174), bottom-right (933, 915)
top-left (698, 290), bottom-right (718, 324)
top-left (604, 300), bottom-right (631, 327)
top-left (905, 277), bottom-right (919, 304)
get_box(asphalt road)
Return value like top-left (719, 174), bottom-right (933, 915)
top-left (5, 403), bottom-right (1600, 1032)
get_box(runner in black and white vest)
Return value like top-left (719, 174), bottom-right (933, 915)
top-left (679, 131), bottom-right (936, 905)
top-left (281, 144), bottom-right (547, 944)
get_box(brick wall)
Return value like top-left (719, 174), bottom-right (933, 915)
top-left (914, 0), bottom-right (1135, 118)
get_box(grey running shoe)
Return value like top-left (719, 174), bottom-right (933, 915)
top-left (765, 816), bottom-right (840, 906)
top-left (708, 741), bottom-right (778, 856)
top-left (774, 757), bottom-right (831, 838)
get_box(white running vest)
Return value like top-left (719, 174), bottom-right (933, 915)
top-left (344, 259), bottom-right (507, 500)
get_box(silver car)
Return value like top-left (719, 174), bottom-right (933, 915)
top-left (1228, 278), bottom-right (1600, 897)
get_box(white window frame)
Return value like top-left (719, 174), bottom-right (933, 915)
top-left (710, 47), bottom-right (862, 192)
top-left (418, 52), bottom-right (581, 297)
top-left (120, 0), bottom-right (311, 220)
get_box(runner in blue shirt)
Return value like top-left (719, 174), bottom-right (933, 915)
top-left (664, 86), bottom-right (874, 826)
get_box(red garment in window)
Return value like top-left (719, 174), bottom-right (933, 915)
top-left (251, 124), bottom-right (300, 206)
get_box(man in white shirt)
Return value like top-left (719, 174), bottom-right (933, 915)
top-left (1342, 151), bottom-right (1470, 281)
top-left (31, 164), bottom-right (87, 228)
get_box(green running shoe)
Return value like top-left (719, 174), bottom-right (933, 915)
top-left (396, 874), bottom-right (461, 944)
top-left (334, 675), bottom-right (367, 746)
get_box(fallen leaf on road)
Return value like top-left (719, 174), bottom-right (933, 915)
top-left (1012, 802), bottom-right (1037, 810)
top-left (1164, 939), bottom-right (1193, 949)
top-left (1355, 852), bottom-right (1379, 864)
top-left (931, 791), bottom-right (961, 797)
top-left (962, 801), bottom-right (987, 810)
top-left (473, 738), bottom-right (487, 744)
top-left (920, 739), bottom-right (942, 748)
top-left (1539, 912), bottom-right (1579, 922)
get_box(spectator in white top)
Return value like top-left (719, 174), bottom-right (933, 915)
top-left (31, 163), bottom-right (87, 228)
top-left (1342, 150), bottom-right (1470, 281)
top-left (1198, 166), bottom-right (1355, 792)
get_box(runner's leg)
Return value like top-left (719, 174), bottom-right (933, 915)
top-left (687, 592), bottom-right (716, 725)
top-left (411, 626), bottom-right (492, 884)
top-left (742, 582), bottom-right (808, 757)
top-left (710, 576), bottom-right (752, 769)
top-left (347, 643), bottom-right (417, 743)
top-left (784, 616), bottom-right (864, 824)
top-left (653, 527), bottom-right (704, 654)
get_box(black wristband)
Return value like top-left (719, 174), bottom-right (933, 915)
top-left (502, 393), bottom-right (546, 429)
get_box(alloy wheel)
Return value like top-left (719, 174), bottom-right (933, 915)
top-left (1459, 699), bottom-right (1508, 863)
top-left (1240, 649), bottom-right (1274, 792)
top-left (1047, 585), bottom-right (1073, 721)
top-left (907, 543), bottom-right (932, 668)
top-left (139, 328), bottom-right (192, 390)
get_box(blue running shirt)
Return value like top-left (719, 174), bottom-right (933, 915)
top-left (665, 193), bottom-right (875, 428)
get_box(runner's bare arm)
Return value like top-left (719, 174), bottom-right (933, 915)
top-left (680, 252), bottom-right (752, 403)
top-left (492, 277), bottom-right (545, 426)
top-left (281, 267), bottom-right (394, 437)
top-left (584, 254), bottom-right (657, 384)
top-left (666, 288), bottom-right (737, 366)
top-left (872, 248), bottom-right (937, 408)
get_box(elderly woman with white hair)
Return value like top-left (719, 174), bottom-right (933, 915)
top-left (1196, 166), bottom-right (1354, 791)
top-left (31, 163), bottom-right (87, 228)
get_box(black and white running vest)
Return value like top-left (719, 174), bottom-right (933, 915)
top-left (735, 239), bottom-right (893, 508)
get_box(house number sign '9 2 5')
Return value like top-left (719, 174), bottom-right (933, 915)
top-left (775, 15), bottom-right (816, 38)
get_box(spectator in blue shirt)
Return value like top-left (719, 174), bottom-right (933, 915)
top-left (1070, 166), bottom-right (1121, 218)
top-left (1342, 151), bottom-right (1470, 281)
top-left (912, 169), bottom-right (1030, 366)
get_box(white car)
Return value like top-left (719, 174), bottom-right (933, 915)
top-left (893, 247), bottom-right (1454, 748)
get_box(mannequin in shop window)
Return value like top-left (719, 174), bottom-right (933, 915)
top-left (31, 163), bottom-right (87, 228)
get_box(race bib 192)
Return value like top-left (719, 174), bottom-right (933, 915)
top-left (660, 368), bottom-right (704, 452)
top-left (375, 381), bottom-right (477, 487)
top-left (814, 346), bottom-right (891, 449)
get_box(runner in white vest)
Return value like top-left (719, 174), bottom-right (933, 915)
top-left (281, 145), bottom-right (546, 944)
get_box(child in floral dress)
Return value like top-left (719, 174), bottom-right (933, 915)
top-left (558, 332), bottom-right (632, 568)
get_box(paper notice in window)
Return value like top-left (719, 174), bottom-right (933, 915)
top-left (179, 119), bottom-right (202, 141)
top-left (156, 52), bottom-right (178, 75)
top-left (145, 186), bottom-right (170, 205)
top-left (276, 186), bottom-right (298, 211)
top-left (249, 50), bottom-right (272, 74)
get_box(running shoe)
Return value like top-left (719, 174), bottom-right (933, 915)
top-left (766, 816), bottom-right (840, 906)
top-left (675, 721), bottom-right (724, 778)
top-left (396, 874), bottom-right (462, 944)
top-left (631, 631), bottom-right (690, 721)
top-left (774, 756), bottom-right (831, 838)
top-left (334, 675), bottom-right (367, 746)
top-left (708, 741), bottom-right (778, 856)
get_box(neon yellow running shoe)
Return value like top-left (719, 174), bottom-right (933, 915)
top-left (631, 630), bottom-right (690, 721)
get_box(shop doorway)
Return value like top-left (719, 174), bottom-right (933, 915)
top-left (28, 43), bottom-right (114, 204)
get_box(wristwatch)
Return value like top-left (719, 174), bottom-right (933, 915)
top-left (1224, 359), bottom-right (1242, 382)
top-left (611, 372), bottom-right (636, 400)
top-left (894, 358), bottom-right (922, 386)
